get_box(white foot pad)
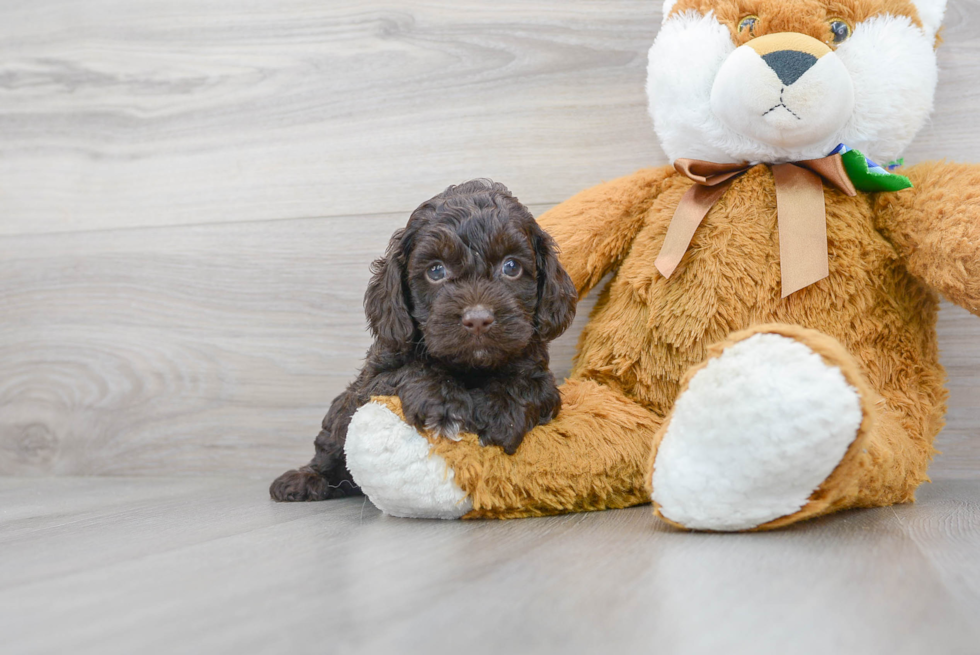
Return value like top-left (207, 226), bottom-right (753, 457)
top-left (652, 333), bottom-right (863, 531)
top-left (345, 402), bottom-right (472, 519)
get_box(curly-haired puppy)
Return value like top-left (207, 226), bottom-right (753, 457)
top-left (270, 179), bottom-right (577, 502)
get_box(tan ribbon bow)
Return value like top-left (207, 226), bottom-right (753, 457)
top-left (654, 155), bottom-right (857, 298)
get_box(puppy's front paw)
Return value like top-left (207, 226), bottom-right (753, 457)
top-left (478, 421), bottom-right (527, 455)
top-left (424, 411), bottom-right (464, 442)
top-left (404, 401), bottom-right (465, 442)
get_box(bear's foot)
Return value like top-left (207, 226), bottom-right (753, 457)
top-left (344, 401), bottom-right (472, 519)
top-left (651, 325), bottom-right (876, 531)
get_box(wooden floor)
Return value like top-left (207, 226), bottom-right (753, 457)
top-left (1, 477), bottom-right (979, 655)
top-left (2, 1), bottom-right (980, 652)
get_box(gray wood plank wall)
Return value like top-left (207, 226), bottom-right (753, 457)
top-left (1, 0), bottom-right (978, 478)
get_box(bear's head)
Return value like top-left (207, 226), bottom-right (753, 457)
top-left (647, 0), bottom-right (947, 164)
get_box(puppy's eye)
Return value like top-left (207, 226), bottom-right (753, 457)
top-left (426, 262), bottom-right (447, 282)
top-left (828, 19), bottom-right (852, 44)
top-left (501, 258), bottom-right (522, 279)
top-left (738, 15), bottom-right (758, 36)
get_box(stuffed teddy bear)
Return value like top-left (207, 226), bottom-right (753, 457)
top-left (341, 0), bottom-right (980, 530)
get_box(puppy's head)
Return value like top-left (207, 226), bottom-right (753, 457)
top-left (364, 179), bottom-right (576, 368)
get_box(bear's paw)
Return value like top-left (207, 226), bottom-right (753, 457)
top-left (345, 401), bottom-right (472, 519)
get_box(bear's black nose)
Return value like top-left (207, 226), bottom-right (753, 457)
top-left (762, 50), bottom-right (818, 86)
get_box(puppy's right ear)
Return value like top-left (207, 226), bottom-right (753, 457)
top-left (363, 229), bottom-right (415, 350)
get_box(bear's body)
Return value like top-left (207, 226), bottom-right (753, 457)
top-left (561, 165), bottom-right (944, 427)
top-left (342, 0), bottom-right (980, 530)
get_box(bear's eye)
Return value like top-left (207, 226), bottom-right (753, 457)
top-left (501, 258), bottom-right (522, 279)
top-left (828, 19), bottom-right (852, 44)
top-left (737, 15), bottom-right (759, 35)
top-left (426, 262), bottom-right (447, 282)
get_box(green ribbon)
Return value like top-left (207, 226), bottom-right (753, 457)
top-left (839, 148), bottom-right (913, 193)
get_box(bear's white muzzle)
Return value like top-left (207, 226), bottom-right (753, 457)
top-left (710, 32), bottom-right (854, 150)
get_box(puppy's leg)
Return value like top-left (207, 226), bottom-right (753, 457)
top-left (398, 373), bottom-right (471, 442)
top-left (476, 402), bottom-right (528, 455)
top-left (474, 371), bottom-right (562, 455)
top-left (270, 385), bottom-right (363, 502)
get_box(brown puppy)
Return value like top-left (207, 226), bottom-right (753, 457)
top-left (270, 180), bottom-right (577, 502)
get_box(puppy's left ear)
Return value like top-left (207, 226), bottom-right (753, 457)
top-left (532, 223), bottom-right (577, 341)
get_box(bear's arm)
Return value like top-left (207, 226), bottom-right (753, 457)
top-left (537, 166), bottom-right (677, 298)
top-left (874, 161), bottom-right (980, 317)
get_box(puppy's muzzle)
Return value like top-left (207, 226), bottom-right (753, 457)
top-left (461, 305), bottom-right (494, 336)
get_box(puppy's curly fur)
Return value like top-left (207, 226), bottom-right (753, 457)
top-left (270, 180), bottom-right (577, 502)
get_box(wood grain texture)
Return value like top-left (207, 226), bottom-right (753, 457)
top-left (2, 0), bottom-right (979, 236)
top-left (1, 477), bottom-right (979, 654)
top-left (0, 0), bottom-right (663, 235)
top-left (0, 210), bottom-right (411, 475)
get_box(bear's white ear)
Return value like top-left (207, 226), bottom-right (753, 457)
top-left (910, 0), bottom-right (947, 39)
top-left (661, 0), bottom-right (678, 24)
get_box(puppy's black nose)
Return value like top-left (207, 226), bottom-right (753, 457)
top-left (461, 305), bottom-right (494, 335)
top-left (762, 50), bottom-right (817, 86)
